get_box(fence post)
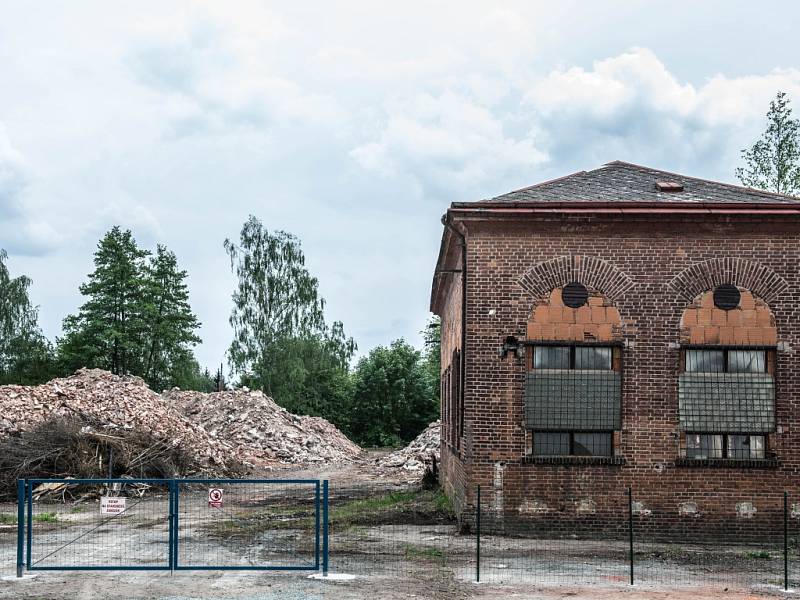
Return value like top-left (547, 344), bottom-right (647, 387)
top-left (785, 491), bottom-right (789, 592)
top-left (322, 479), bottom-right (329, 577)
top-left (168, 480), bottom-right (175, 573)
top-left (628, 486), bottom-right (634, 586)
top-left (476, 484), bottom-right (481, 583)
top-left (16, 479), bottom-right (24, 578)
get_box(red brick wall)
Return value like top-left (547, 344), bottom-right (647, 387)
top-left (436, 213), bottom-right (800, 539)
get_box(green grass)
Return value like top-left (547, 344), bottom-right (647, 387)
top-left (69, 505), bottom-right (86, 514)
top-left (404, 543), bottom-right (445, 561)
top-left (742, 550), bottom-right (772, 560)
top-left (33, 512), bottom-right (58, 523)
top-left (0, 513), bottom-right (17, 525)
top-left (205, 487), bottom-right (456, 540)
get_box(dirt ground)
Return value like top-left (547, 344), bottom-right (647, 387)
top-left (0, 456), bottom-right (795, 599)
top-left (0, 571), bottom-right (793, 600)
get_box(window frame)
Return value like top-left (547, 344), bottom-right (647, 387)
top-left (527, 342), bottom-right (621, 372)
top-left (685, 432), bottom-right (767, 460)
top-left (533, 430), bottom-right (614, 457)
top-left (680, 345), bottom-right (775, 375)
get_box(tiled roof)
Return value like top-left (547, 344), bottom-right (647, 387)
top-left (481, 161), bottom-right (800, 205)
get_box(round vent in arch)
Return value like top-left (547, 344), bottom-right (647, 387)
top-left (562, 282), bottom-right (588, 308)
top-left (713, 284), bottom-right (741, 310)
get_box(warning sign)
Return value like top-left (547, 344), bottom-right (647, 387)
top-left (208, 488), bottom-right (223, 509)
top-left (100, 496), bottom-right (127, 515)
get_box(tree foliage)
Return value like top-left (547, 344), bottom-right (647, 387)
top-left (347, 339), bottom-right (438, 447)
top-left (0, 250), bottom-right (57, 385)
top-left (225, 216), bottom-right (356, 417)
top-left (59, 227), bottom-right (205, 390)
top-left (737, 91), bottom-right (800, 195)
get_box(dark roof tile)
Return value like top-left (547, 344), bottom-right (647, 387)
top-left (480, 161), bottom-right (800, 205)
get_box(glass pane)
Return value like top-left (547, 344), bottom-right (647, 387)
top-left (533, 432), bottom-right (570, 455)
top-left (685, 350), bottom-right (724, 373)
top-left (533, 346), bottom-right (570, 369)
top-left (573, 432), bottom-right (612, 457)
top-left (575, 347), bottom-right (612, 370)
top-left (728, 434), bottom-right (766, 459)
top-left (686, 434), bottom-right (723, 459)
top-left (728, 350), bottom-right (766, 373)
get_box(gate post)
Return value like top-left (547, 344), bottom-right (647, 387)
top-left (169, 480), bottom-right (177, 573)
top-left (322, 480), bottom-right (329, 577)
top-left (16, 479), bottom-right (24, 578)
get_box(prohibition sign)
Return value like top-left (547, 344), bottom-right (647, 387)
top-left (208, 487), bottom-right (224, 508)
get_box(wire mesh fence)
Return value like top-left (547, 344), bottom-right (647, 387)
top-left (2, 477), bottom-right (798, 595)
top-left (175, 479), bottom-right (319, 570)
top-left (27, 479), bottom-right (171, 569)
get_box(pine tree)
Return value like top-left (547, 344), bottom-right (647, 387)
top-left (60, 227), bottom-right (150, 375)
top-left (737, 91), bottom-right (800, 195)
top-left (59, 229), bottom-right (204, 390)
top-left (141, 245), bottom-right (201, 390)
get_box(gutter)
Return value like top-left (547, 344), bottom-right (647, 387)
top-left (441, 214), bottom-right (467, 417)
top-left (449, 200), bottom-right (800, 215)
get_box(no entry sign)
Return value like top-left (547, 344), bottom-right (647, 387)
top-left (208, 488), bottom-right (223, 508)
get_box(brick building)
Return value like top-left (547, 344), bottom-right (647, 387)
top-left (430, 161), bottom-right (800, 538)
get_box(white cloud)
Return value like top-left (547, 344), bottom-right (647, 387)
top-left (351, 92), bottom-right (547, 198)
top-left (0, 126), bottom-right (62, 256)
top-left (520, 48), bottom-right (800, 175)
top-left (3, 2), bottom-right (800, 369)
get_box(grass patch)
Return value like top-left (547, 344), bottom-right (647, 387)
top-left (404, 543), bottom-right (445, 561)
top-left (742, 550), bottom-right (772, 560)
top-left (205, 487), bottom-right (456, 540)
top-left (0, 513), bottom-right (16, 524)
top-left (69, 505), bottom-right (86, 514)
top-left (33, 512), bottom-right (57, 523)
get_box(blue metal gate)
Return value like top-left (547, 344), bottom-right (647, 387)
top-left (16, 478), bottom-right (328, 574)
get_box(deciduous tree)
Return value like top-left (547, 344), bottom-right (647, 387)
top-left (737, 91), bottom-right (800, 195)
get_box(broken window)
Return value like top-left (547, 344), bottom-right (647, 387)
top-left (525, 344), bottom-right (621, 456)
top-left (679, 347), bottom-right (775, 460)
top-left (533, 431), bottom-right (612, 457)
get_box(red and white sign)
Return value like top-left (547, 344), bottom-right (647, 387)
top-left (100, 496), bottom-right (127, 515)
top-left (208, 488), bottom-right (223, 509)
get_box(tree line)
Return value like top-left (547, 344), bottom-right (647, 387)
top-left (0, 218), bottom-right (440, 447)
top-left (1, 91), bottom-right (798, 445)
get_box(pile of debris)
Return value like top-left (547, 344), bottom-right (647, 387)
top-left (0, 369), bottom-right (239, 478)
top-left (0, 369), bottom-right (364, 488)
top-left (164, 388), bottom-right (363, 467)
top-left (375, 421), bottom-right (440, 483)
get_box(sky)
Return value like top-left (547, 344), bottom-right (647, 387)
top-left (2, 1), bottom-right (800, 372)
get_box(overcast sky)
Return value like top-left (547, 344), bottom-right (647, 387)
top-left (2, 1), bottom-right (800, 371)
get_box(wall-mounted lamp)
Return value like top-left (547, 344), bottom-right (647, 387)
top-left (499, 335), bottom-right (525, 359)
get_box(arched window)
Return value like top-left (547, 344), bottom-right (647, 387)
top-left (524, 285), bottom-right (623, 459)
top-left (677, 287), bottom-right (776, 462)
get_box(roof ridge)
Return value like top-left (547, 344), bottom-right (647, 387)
top-left (602, 160), bottom-right (800, 201)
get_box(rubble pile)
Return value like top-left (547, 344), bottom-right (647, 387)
top-left (375, 421), bottom-right (440, 482)
top-left (164, 388), bottom-right (362, 467)
top-left (0, 369), bottom-right (238, 476)
top-left (0, 369), bottom-right (364, 480)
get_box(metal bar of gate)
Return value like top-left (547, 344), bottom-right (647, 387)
top-left (322, 480), bottom-right (329, 577)
top-left (16, 479), bottom-right (24, 578)
top-left (25, 480), bottom-right (31, 570)
top-left (314, 480), bottom-right (320, 570)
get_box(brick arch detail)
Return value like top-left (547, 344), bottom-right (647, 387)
top-left (668, 258), bottom-right (788, 304)
top-left (517, 255), bottom-right (635, 302)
